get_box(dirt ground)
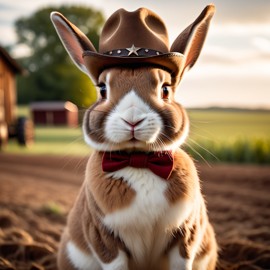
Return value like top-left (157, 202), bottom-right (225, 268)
top-left (0, 153), bottom-right (269, 270)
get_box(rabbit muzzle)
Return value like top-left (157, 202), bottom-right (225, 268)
top-left (105, 91), bottom-right (162, 145)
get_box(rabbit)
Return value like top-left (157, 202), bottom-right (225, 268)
top-left (51, 4), bottom-right (217, 270)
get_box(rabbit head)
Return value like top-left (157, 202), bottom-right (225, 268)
top-left (51, 6), bottom-right (215, 152)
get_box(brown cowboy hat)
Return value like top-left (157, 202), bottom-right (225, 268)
top-left (51, 5), bottom-right (215, 84)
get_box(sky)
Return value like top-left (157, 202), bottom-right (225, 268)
top-left (0, 0), bottom-right (270, 109)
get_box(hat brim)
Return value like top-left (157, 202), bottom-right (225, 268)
top-left (83, 51), bottom-right (185, 84)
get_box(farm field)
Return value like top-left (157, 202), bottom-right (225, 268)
top-left (3, 107), bottom-right (270, 163)
top-left (188, 109), bottom-right (270, 141)
top-left (187, 109), bottom-right (270, 163)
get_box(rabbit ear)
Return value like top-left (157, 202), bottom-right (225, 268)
top-left (171, 5), bottom-right (215, 76)
top-left (50, 12), bottom-right (97, 76)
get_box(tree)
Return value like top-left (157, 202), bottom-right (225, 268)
top-left (15, 5), bottom-right (104, 107)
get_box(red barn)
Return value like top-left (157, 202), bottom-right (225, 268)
top-left (31, 101), bottom-right (78, 127)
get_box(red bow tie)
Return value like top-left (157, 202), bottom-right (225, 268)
top-left (102, 151), bottom-right (174, 180)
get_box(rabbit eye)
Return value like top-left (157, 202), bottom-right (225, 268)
top-left (162, 86), bottom-right (170, 100)
top-left (98, 83), bottom-right (107, 99)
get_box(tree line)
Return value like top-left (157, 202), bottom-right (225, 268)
top-left (13, 5), bottom-right (105, 108)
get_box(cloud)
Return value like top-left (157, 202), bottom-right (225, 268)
top-left (0, 25), bottom-right (17, 45)
top-left (103, 0), bottom-right (270, 24)
top-left (201, 46), bottom-right (270, 67)
top-left (176, 73), bottom-right (270, 109)
top-left (213, 0), bottom-right (270, 24)
top-left (252, 37), bottom-right (270, 54)
top-left (188, 21), bottom-right (270, 74)
top-left (0, 3), bottom-right (16, 10)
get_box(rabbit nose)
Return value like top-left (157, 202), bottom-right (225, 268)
top-left (122, 118), bottom-right (145, 139)
top-left (122, 118), bottom-right (145, 127)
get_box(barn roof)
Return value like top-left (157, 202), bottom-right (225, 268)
top-left (0, 46), bottom-right (24, 74)
top-left (30, 101), bottom-right (78, 112)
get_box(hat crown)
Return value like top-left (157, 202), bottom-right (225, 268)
top-left (99, 8), bottom-right (170, 53)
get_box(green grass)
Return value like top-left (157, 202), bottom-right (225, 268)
top-left (5, 126), bottom-right (90, 156)
top-left (41, 201), bottom-right (65, 216)
top-left (17, 106), bottom-right (31, 118)
top-left (3, 106), bottom-right (270, 163)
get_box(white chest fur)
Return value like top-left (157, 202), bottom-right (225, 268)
top-left (103, 167), bottom-right (193, 264)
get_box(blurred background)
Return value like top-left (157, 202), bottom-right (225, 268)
top-left (0, 0), bottom-right (269, 164)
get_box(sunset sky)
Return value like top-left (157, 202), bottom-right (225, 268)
top-left (0, 0), bottom-right (269, 108)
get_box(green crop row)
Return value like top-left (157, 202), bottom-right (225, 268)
top-left (185, 137), bottom-right (270, 164)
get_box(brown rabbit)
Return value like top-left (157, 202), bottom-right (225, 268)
top-left (51, 5), bottom-right (217, 270)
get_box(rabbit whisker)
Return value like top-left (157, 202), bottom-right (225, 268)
top-left (188, 138), bottom-right (219, 162)
top-left (185, 141), bottom-right (211, 167)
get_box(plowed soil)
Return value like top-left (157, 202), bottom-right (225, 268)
top-left (0, 154), bottom-right (269, 270)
